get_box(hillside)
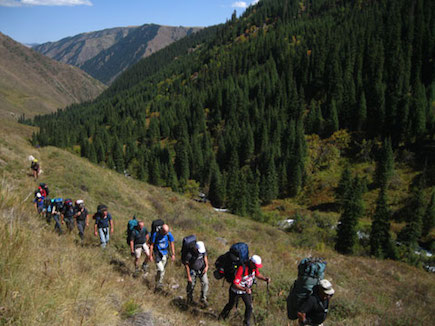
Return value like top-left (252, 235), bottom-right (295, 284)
top-left (33, 27), bottom-right (137, 67)
top-left (0, 32), bottom-right (106, 120)
top-left (34, 24), bottom-right (202, 84)
top-left (1, 115), bottom-right (434, 325)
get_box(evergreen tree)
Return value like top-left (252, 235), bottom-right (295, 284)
top-left (422, 189), bottom-right (434, 238)
top-left (208, 162), bottom-right (226, 208)
top-left (113, 139), bottom-right (125, 173)
top-left (335, 177), bottom-right (365, 254)
top-left (370, 187), bottom-right (395, 259)
top-left (88, 143), bottom-right (97, 163)
top-left (335, 165), bottom-right (352, 208)
top-left (398, 180), bottom-right (425, 249)
top-left (374, 138), bottom-right (394, 188)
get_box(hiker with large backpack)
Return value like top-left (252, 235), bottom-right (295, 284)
top-left (181, 235), bottom-right (209, 305)
top-left (287, 257), bottom-right (330, 324)
top-left (30, 159), bottom-right (40, 180)
top-left (149, 223), bottom-right (175, 290)
top-left (74, 200), bottom-right (88, 242)
top-left (51, 198), bottom-right (64, 234)
top-left (61, 199), bottom-right (75, 232)
top-left (93, 205), bottom-right (113, 248)
top-left (217, 243), bottom-right (270, 326)
top-left (129, 220), bottom-right (151, 275)
top-left (297, 279), bottom-right (334, 326)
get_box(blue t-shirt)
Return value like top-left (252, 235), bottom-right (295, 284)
top-left (33, 198), bottom-right (44, 210)
top-left (151, 231), bottom-right (174, 255)
top-left (95, 213), bottom-right (112, 228)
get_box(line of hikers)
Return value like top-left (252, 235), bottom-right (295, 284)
top-left (33, 182), bottom-right (334, 326)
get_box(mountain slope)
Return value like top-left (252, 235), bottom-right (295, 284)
top-left (0, 32), bottom-right (106, 119)
top-left (1, 116), bottom-right (434, 325)
top-left (33, 26), bottom-right (137, 67)
top-left (34, 24), bottom-right (202, 84)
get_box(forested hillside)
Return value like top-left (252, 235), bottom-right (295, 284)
top-left (33, 0), bottom-right (434, 217)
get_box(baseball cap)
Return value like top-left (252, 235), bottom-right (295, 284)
top-left (250, 255), bottom-right (263, 268)
top-left (196, 241), bottom-right (206, 254)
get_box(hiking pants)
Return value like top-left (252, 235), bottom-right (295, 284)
top-left (53, 214), bottom-right (62, 234)
top-left (64, 217), bottom-right (74, 232)
top-left (77, 220), bottom-right (86, 240)
top-left (46, 212), bottom-right (52, 224)
top-left (220, 287), bottom-right (253, 326)
top-left (187, 269), bottom-right (209, 301)
top-left (98, 227), bottom-right (110, 248)
top-left (155, 254), bottom-right (168, 287)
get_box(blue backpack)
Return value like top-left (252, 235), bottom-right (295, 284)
top-left (214, 242), bottom-right (249, 283)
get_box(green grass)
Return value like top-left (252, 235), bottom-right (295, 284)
top-left (0, 119), bottom-right (434, 325)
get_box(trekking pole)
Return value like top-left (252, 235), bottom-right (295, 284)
top-left (267, 282), bottom-right (270, 307)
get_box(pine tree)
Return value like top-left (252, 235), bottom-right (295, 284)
top-left (335, 177), bottom-right (365, 255)
top-left (398, 180), bottom-right (425, 249)
top-left (113, 139), bottom-right (125, 173)
top-left (375, 138), bottom-right (394, 188)
top-left (208, 163), bottom-right (226, 208)
top-left (370, 187), bottom-right (395, 259)
top-left (422, 190), bottom-right (434, 238)
top-left (335, 165), bottom-right (352, 208)
top-left (88, 143), bottom-right (97, 163)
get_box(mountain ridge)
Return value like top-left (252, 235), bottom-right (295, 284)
top-left (34, 24), bottom-right (202, 84)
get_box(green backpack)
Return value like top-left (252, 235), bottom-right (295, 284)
top-left (287, 257), bottom-right (327, 320)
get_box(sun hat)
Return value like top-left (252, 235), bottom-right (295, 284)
top-left (36, 193), bottom-right (42, 198)
top-left (196, 241), bottom-right (206, 254)
top-left (250, 255), bottom-right (263, 268)
top-left (319, 279), bottom-right (335, 295)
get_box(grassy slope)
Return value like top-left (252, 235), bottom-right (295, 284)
top-left (0, 33), bottom-right (106, 120)
top-left (0, 120), bottom-right (434, 325)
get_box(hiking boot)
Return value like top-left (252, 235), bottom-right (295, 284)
top-left (141, 263), bottom-right (149, 272)
top-left (200, 298), bottom-right (208, 308)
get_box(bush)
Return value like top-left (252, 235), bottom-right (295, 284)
top-left (121, 299), bottom-right (140, 319)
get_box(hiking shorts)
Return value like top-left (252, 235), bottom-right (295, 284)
top-left (134, 243), bottom-right (150, 258)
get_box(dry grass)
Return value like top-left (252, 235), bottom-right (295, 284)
top-left (0, 119), bottom-right (434, 325)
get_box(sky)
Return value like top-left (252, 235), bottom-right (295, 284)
top-left (0, 0), bottom-right (260, 44)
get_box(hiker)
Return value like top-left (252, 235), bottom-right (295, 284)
top-left (74, 200), bottom-right (88, 241)
top-left (297, 279), bottom-right (335, 326)
top-left (61, 199), bottom-right (75, 232)
top-left (93, 206), bottom-right (114, 248)
top-left (183, 240), bottom-right (209, 305)
top-left (219, 255), bottom-right (271, 326)
top-left (129, 221), bottom-right (150, 275)
top-left (149, 224), bottom-right (175, 290)
top-left (51, 198), bottom-right (64, 234)
top-left (33, 192), bottom-right (45, 215)
top-left (30, 159), bottom-right (40, 180)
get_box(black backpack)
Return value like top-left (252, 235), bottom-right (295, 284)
top-left (214, 242), bottom-right (249, 283)
top-left (150, 219), bottom-right (164, 241)
top-left (181, 235), bottom-right (197, 264)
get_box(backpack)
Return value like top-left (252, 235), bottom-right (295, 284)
top-left (214, 242), bottom-right (249, 283)
top-left (150, 219), bottom-right (164, 242)
top-left (53, 198), bottom-right (64, 212)
top-left (40, 183), bottom-right (49, 196)
top-left (286, 257), bottom-right (327, 320)
top-left (43, 198), bottom-right (51, 209)
top-left (181, 235), bottom-right (197, 264)
top-left (126, 217), bottom-right (138, 245)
